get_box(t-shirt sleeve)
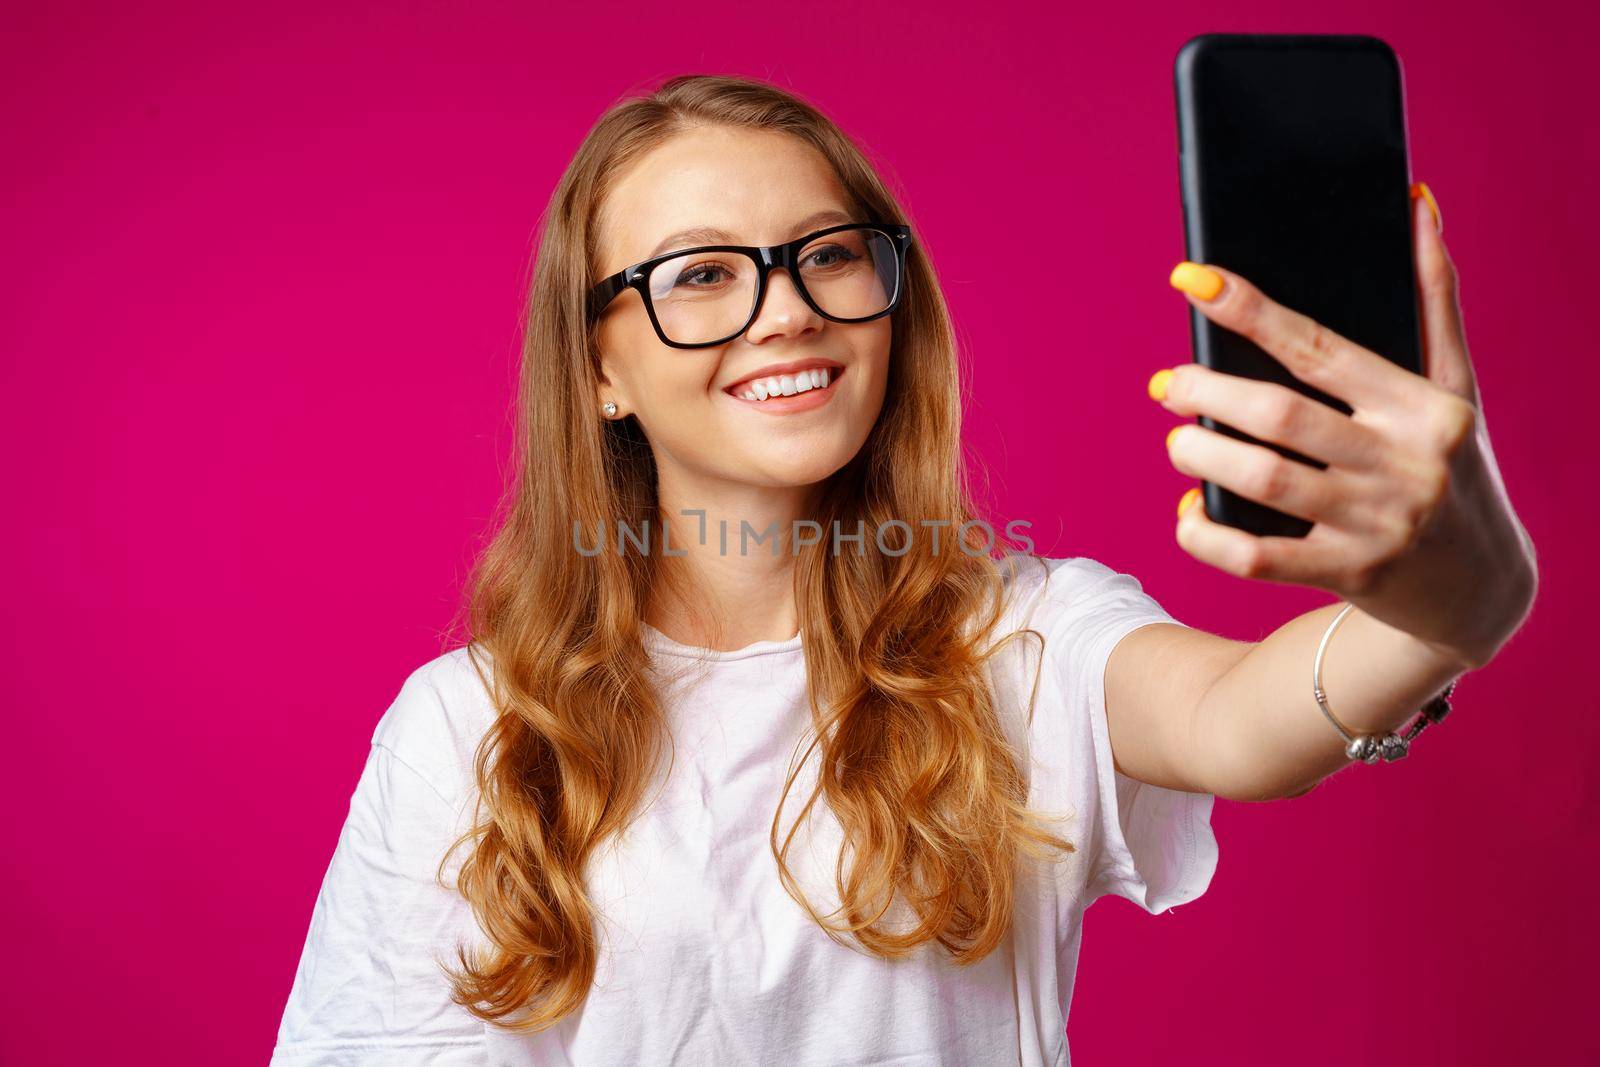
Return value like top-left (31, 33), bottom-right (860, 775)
top-left (270, 671), bottom-right (488, 1065)
top-left (1028, 555), bottom-right (1220, 916)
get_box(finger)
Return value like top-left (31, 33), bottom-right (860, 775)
top-left (1151, 363), bottom-right (1389, 472)
top-left (1174, 487), bottom-right (1351, 589)
top-left (1166, 422), bottom-right (1364, 529)
top-left (1169, 261), bottom-right (1431, 415)
top-left (1410, 182), bottom-right (1480, 407)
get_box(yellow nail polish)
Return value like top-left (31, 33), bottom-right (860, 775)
top-left (1411, 181), bottom-right (1442, 234)
top-left (1147, 368), bottom-right (1173, 401)
top-left (1177, 487), bottom-right (1202, 517)
top-left (1165, 425), bottom-right (1183, 450)
top-left (1169, 261), bottom-right (1225, 301)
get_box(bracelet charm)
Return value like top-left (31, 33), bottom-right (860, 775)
top-left (1312, 603), bottom-right (1459, 765)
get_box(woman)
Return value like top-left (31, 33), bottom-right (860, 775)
top-left (270, 74), bottom-right (1536, 1065)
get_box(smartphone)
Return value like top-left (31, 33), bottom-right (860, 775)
top-left (1173, 33), bottom-right (1421, 538)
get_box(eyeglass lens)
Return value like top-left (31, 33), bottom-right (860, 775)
top-left (644, 226), bottom-right (900, 345)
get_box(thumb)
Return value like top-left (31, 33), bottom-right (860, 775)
top-left (1411, 182), bottom-right (1480, 408)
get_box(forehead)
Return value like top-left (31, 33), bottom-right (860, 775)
top-left (597, 126), bottom-right (855, 273)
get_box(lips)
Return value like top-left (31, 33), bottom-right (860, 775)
top-left (722, 358), bottom-right (845, 397)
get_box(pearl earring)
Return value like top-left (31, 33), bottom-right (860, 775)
top-left (601, 401), bottom-right (618, 419)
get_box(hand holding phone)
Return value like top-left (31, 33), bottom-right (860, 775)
top-left (1155, 35), bottom-right (1537, 697)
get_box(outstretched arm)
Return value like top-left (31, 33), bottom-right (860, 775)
top-left (1106, 604), bottom-right (1500, 803)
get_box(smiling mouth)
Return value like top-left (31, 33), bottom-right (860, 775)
top-left (726, 365), bottom-right (843, 403)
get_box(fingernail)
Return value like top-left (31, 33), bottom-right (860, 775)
top-left (1165, 425), bottom-right (1183, 451)
top-left (1147, 368), bottom-right (1174, 401)
top-left (1169, 261), bottom-right (1225, 301)
top-left (1177, 487), bottom-right (1202, 517)
top-left (1410, 181), bottom-right (1442, 234)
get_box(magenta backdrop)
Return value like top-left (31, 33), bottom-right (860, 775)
top-left (4, 2), bottom-right (1594, 1064)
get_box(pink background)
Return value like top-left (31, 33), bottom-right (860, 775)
top-left (5, 2), bottom-right (1594, 1063)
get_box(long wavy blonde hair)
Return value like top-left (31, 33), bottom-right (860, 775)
top-left (437, 72), bottom-right (1064, 1033)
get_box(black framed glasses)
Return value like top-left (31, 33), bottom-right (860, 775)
top-left (587, 221), bottom-right (914, 349)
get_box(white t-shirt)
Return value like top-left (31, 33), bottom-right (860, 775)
top-left (271, 555), bottom-right (1219, 1066)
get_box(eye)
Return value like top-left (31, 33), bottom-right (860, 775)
top-left (801, 243), bottom-right (858, 271)
top-left (675, 260), bottom-right (736, 288)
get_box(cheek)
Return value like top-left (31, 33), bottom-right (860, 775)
top-left (606, 317), bottom-right (712, 407)
top-left (631, 376), bottom-right (710, 437)
top-left (622, 351), bottom-right (723, 434)
top-left (850, 329), bottom-right (893, 410)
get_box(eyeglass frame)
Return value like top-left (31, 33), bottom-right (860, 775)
top-left (586, 221), bottom-right (915, 350)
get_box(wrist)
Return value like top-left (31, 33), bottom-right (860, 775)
top-left (1421, 557), bottom-right (1538, 672)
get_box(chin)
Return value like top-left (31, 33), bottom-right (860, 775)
top-left (734, 444), bottom-right (857, 489)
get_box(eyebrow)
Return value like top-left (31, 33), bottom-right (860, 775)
top-left (644, 208), bottom-right (857, 260)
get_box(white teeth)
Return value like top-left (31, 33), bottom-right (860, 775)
top-left (735, 367), bottom-right (836, 402)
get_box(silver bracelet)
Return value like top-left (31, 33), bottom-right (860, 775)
top-left (1312, 602), bottom-right (1458, 764)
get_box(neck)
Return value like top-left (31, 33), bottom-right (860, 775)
top-left (648, 467), bottom-right (824, 651)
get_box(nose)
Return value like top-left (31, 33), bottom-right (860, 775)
top-left (745, 266), bottom-right (821, 341)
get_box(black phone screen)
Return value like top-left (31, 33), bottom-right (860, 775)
top-left (1174, 33), bottom-right (1419, 538)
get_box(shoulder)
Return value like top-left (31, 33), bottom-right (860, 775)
top-left (369, 644), bottom-right (497, 809)
top-left (997, 553), bottom-right (1174, 637)
top-left (986, 553), bottom-right (1187, 714)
